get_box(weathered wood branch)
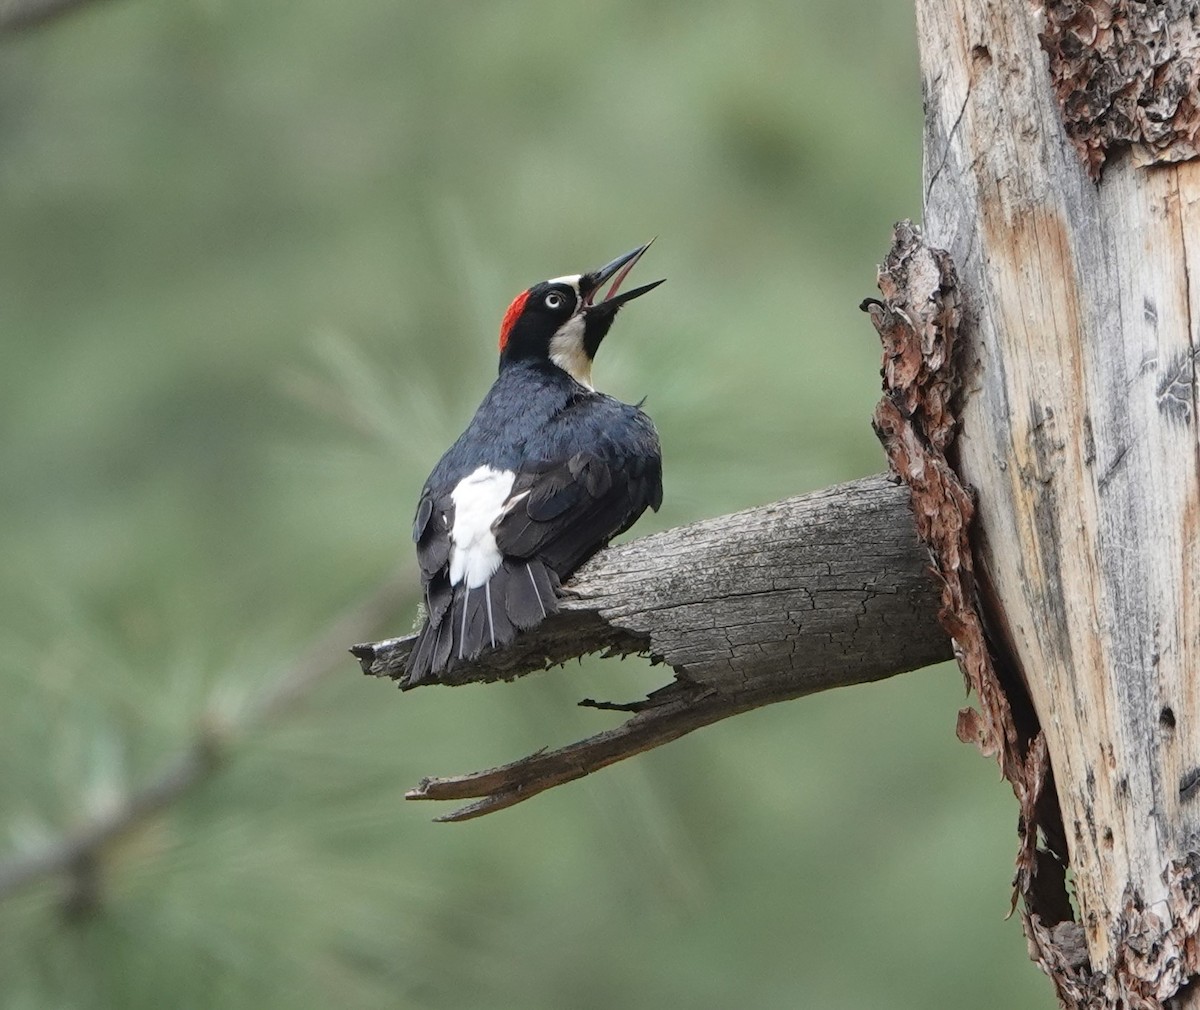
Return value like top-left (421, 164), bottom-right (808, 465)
top-left (406, 689), bottom-right (769, 823)
top-left (356, 474), bottom-right (953, 820)
top-left (919, 0), bottom-right (1200, 1004)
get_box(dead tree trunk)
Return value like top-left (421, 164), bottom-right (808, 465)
top-left (918, 0), bottom-right (1200, 1004)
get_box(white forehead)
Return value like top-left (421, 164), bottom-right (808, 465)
top-left (545, 274), bottom-right (582, 292)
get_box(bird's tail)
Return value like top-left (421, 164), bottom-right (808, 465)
top-left (405, 560), bottom-right (560, 686)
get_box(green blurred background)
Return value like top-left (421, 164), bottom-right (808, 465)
top-left (0, 1), bottom-right (1053, 1007)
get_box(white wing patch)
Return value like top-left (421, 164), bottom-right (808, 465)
top-left (449, 466), bottom-right (517, 589)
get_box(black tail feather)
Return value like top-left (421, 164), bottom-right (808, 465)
top-left (404, 559), bottom-right (559, 685)
top-left (483, 579), bottom-right (516, 650)
top-left (505, 559), bottom-right (559, 629)
top-left (431, 604), bottom-right (453, 672)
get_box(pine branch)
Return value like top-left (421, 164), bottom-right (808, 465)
top-left (0, 577), bottom-right (407, 907)
top-left (0, 0), bottom-right (115, 32)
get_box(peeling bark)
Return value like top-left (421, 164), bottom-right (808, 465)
top-left (1037, 0), bottom-right (1200, 177)
top-left (356, 476), bottom-right (951, 819)
top-left (919, 0), bottom-right (1200, 1004)
top-left (864, 223), bottom-right (1053, 916)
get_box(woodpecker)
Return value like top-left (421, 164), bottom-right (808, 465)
top-left (406, 242), bottom-right (665, 685)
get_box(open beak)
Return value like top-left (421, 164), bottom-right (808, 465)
top-left (580, 241), bottom-right (665, 312)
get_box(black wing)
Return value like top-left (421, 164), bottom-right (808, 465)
top-left (493, 447), bottom-right (661, 578)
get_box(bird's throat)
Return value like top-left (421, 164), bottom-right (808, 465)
top-left (548, 316), bottom-right (595, 389)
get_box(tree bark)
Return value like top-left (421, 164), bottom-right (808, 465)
top-left (918, 0), bottom-right (1200, 1004)
top-left (357, 475), bottom-right (947, 693)
top-left (356, 475), bottom-right (953, 819)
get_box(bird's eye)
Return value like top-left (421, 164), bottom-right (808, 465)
top-left (544, 292), bottom-right (566, 310)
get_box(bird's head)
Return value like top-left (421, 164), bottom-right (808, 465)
top-left (497, 241), bottom-right (664, 388)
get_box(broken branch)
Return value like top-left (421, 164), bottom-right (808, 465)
top-left (357, 473), bottom-right (953, 819)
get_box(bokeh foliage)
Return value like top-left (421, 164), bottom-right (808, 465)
top-left (0, 1), bottom-right (1054, 1007)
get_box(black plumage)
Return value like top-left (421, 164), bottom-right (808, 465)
top-left (407, 361), bottom-right (662, 684)
top-left (404, 244), bottom-right (664, 685)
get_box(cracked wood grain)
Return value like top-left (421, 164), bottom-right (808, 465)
top-left (919, 0), bottom-right (1200, 1004)
top-left (356, 474), bottom-right (952, 820)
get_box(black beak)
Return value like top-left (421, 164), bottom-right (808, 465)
top-left (580, 241), bottom-right (665, 313)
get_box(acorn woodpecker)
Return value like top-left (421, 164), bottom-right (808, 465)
top-left (406, 242), bottom-right (665, 685)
